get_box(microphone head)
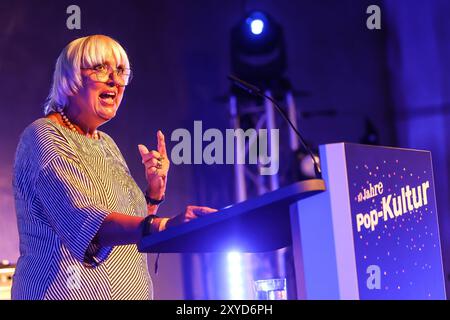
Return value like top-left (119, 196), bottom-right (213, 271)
top-left (227, 74), bottom-right (262, 95)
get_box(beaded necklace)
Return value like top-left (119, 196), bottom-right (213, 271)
top-left (59, 111), bottom-right (99, 140)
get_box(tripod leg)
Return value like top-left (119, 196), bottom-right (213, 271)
top-left (264, 90), bottom-right (280, 191)
top-left (286, 91), bottom-right (300, 151)
top-left (229, 95), bottom-right (247, 202)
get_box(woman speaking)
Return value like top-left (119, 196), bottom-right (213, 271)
top-left (11, 34), bottom-right (216, 300)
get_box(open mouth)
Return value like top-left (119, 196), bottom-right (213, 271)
top-left (99, 91), bottom-right (117, 105)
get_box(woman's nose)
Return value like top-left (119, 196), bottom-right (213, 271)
top-left (107, 72), bottom-right (118, 87)
top-left (106, 78), bottom-right (116, 87)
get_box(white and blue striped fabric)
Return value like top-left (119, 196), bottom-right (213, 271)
top-left (11, 118), bottom-right (153, 300)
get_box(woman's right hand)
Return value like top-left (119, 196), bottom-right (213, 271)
top-left (138, 131), bottom-right (170, 201)
top-left (166, 205), bottom-right (218, 229)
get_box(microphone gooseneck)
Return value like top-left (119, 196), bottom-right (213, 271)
top-left (228, 74), bottom-right (322, 179)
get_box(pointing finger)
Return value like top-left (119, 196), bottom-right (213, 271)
top-left (157, 130), bottom-right (167, 157)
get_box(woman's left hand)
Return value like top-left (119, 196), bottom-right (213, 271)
top-left (138, 130), bottom-right (170, 201)
top-left (166, 205), bottom-right (218, 229)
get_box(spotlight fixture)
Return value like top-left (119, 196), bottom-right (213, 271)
top-left (247, 12), bottom-right (266, 35)
top-left (231, 11), bottom-right (286, 84)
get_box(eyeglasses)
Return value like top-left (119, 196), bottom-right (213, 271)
top-left (81, 63), bottom-right (133, 86)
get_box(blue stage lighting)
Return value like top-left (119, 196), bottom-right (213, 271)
top-left (231, 10), bottom-right (286, 82)
top-left (227, 251), bottom-right (245, 299)
top-left (246, 12), bottom-right (267, 36)
top-left (250, 19), bottom-right (264, 35)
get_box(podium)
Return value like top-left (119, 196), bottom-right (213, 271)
top-left (138, 179), bottom-right (325, 253)
top-left (139, 143), bottom-right (446, 300)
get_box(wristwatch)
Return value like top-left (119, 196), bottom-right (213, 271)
top-left (141, 214), bottom-right (160, 237)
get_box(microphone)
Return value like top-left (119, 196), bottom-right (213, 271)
top-left (227, 74), bottom-right (322, 179)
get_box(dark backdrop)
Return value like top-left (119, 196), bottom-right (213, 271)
top-left (0, 0), bottom-right (407, 299)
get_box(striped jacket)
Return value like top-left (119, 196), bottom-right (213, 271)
top-left (11, 118), bottom-right (153, 299)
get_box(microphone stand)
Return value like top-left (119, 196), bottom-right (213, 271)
top-left (228, 74), bottom-right (322, 179)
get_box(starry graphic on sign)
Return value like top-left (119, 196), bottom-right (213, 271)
top-left (345, 144), bottom-right (445, 299)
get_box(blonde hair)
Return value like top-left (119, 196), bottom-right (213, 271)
top-left (43, 35), bottom-right (130, 115)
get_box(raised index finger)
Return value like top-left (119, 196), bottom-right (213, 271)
top-left (157, 130), bottom-right (167, 157)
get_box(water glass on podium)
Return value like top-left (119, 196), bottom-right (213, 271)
top-left (254, 278), bottom-right (287, 300)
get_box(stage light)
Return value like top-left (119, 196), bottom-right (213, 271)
top-left (250, 19), bottom-right (264, 35)
top-left (231, 11), bottom-right (286, 83)
top-left (227, 251), bottom-right (245, 299)
top-left (246, 12), bottom-right (266, 36)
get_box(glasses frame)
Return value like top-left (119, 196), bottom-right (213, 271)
top-left (81, 63), bottom-right (133, 87)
